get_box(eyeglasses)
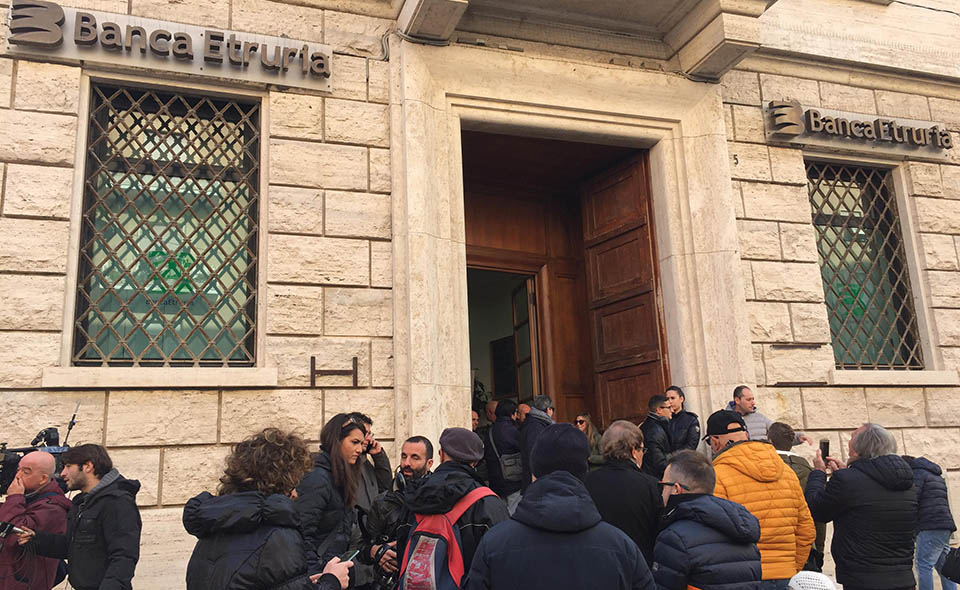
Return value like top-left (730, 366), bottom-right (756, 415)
top-left (575, 419), bottom-right (586, 425)
top-left (638, 446), bottom-right (646, 453)
top-left (657, 481), bottom-right (690, 491)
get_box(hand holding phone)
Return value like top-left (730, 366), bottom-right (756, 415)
top-left (819, 439), bottom-right (830, 460)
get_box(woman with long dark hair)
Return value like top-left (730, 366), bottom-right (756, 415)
top-left (296, 414), bottom-right (366, 575)
top-left (183, 428), bottom-right (352, 590)
top-left (575, 412), bottom-right (604, 468)
top-left (664, 386), bottom-right (701, 452)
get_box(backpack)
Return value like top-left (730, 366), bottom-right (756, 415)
top-left (487, 428), bottom-right (523, 483)
top-left (398, 487), bottom-right (496, 590)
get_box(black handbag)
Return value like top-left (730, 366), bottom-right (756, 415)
top-left (937, 546), bottom-right (960, 582)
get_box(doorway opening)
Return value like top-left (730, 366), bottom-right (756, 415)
top-left (462, 130), bottom-right (670, 427)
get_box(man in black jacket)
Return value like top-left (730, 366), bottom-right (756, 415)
top-left (466, 423), bottom-right (655, 590)
top-left (640, 395), bottom-right (672, 479)
top-left (585, 420), bottom-right (661, 565)
top-left (806, 423), bottom-right (918, 590)
top-left (653, 450), bottom-right (762, 590)
top-left (484, 399), bottom-right (523, 512)
top-left (520, 395), bottom-right (554, 492)
top-left (399, 428), bottom-right (508, 573)
top-left (664, 386), bottom-right (700, 452)
top-left (904, 455), bottom-right (956, 590)
top-left (19, 444), bottom-right (141, 590)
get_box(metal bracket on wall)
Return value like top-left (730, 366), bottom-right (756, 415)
top-left (310, 356), bottom-right (359, 388)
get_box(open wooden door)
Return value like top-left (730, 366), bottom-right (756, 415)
top-left (580, 155), bottom-right (668, 426)
top-left (511, 278), bottom-right (540, 400)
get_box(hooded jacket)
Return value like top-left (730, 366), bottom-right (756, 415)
top-left (0, 478), bottom-right (72, 590)
top-left (584, 459), bottom-right (661, 565)
top-left (465, 470), bottom-right (656, 590)
top-left (520, 408), bottom-right (553, 491)
top-left (666, 410), bottom-right (700, 452)
top-left (652, 493), bottom-right (762, 590)
top-left (399, 461), bottom-right (509, 572)
top-left (713, 441), bottom-right (815, 580)
top-left (805, 454), bottom-right (918, 589)
top-left (640, 414), bottom-right (672, 479)
top-left (904, 455), bottom-right (956, 532)
top-left (32, 470), bottom-right (142, 590)
top-left (294, 452), bottom-right (355, 574)
top-left (183, 491), bottom-right (340, 590)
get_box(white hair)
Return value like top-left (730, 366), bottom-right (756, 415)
top-left (851, 423), bottom-right (897, 460)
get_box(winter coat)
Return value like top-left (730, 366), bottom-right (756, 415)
top-left (483, 416), bottom-right (522, 498)
top-left (183, 491), bottom-right (340, 590)
top-left (465, 470), bottom-right (656, 590)
top-left (352, 451), bottom-right (392, 587)
top-left (294, 452), bottom-right (355, 573)
top-left (0, 479), bottom-right (72, 590)
top-left (667, 410), bottom-right (700, 452)
top-left (31, 470), bottom-right (142, 590)
top-left (652, 493), bottom-right (762, 590)
top-left (777, 451), bottom-right (826, 554)
top-left (584, 459), bottom-right (661, 565)
top-left (587, 429), bottom-right (605, 469)
top-left (904, 455), bottom-right (956, 532)
top-left (400, 461), bottom-right (509, 572)
top-left (805, 455), bottom-right (919, 589)
top-left (519, 408), bottom-right (553, 492)
top-left (358, 475), bottom-right (425, 567)
top-left (640, 414), bottom-right (671, 479)
top-left (713, 441), bottom-right (815, 580)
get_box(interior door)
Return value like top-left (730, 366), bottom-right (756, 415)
top-left (511, 278), bottom-right (540, 400)
top-left (580, 155), bottom-right (668, 426)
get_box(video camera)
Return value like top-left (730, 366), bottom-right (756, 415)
top-left (0, 403), bottom-right (81, 493)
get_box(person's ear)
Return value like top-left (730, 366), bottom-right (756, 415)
top-left (426, 459), bottom-right (434, 470)
top-left (83, 461), bottom-right (95, 475)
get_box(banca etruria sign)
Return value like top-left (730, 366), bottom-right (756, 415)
top-left (765, 99), bottom-right (954, 160)
top-left (5, 0), bottom-right (333, 92)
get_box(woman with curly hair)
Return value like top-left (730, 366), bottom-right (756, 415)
top-left (183, 428), bottom-right (352, 590)
top-left (295, 413), bottom-right (366, 577)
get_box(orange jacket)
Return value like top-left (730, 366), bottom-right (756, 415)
top-left (713, 440), bottom-right (815, 581)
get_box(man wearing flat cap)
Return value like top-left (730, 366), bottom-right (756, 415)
top-left (399, 427), bottom-right (509, 573)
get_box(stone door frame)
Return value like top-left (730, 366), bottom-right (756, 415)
top-left (389, 40), bottom-right (756, 445)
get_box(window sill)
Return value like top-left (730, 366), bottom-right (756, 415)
top-left (828, 369), bottom-right (959, 387)
top-left (41, 367), bottom-right (279, 389)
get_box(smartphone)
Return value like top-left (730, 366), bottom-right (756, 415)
top-left (339, 549), bottom-right (359, 563)
top-left (819, 439), bottom-right (830, 459)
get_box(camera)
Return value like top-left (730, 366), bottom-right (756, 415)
top-left (0, 404), bottom-right (81, 493)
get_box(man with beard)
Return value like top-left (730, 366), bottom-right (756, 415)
top-left (358, 436), bottom-right (434, 587)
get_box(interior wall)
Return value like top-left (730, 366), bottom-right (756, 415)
top-left (467, 270), bottom-right (524, 395)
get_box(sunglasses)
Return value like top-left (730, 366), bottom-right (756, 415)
top-left (658, 481), bottom-right (690, 491)
top-left (575, 419), bottom-right (586, 425)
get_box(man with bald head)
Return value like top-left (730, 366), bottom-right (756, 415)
top-left (0, 451), bottom-right (71, 590)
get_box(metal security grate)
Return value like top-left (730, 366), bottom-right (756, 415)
top-left (807, 161), bottom-right (923, 370)
top-left (73, 83), bottom-right (261, 366)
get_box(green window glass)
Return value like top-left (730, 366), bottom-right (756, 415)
top-left (73, 83), bottom-right (260, 366)
top-left (806, 161), bottom-right (922, 369)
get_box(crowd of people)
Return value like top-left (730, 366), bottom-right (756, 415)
top-left (0, 386), bottom-right (954, 590)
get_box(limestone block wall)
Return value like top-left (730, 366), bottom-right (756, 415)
top-left (0, 1), bottom-right (397, 587)
top-left (722, 61), bottom-right (960, 523)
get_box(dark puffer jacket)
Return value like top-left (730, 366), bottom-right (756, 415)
top-left (805, 455), bottom-right (918, 589)
top-left (183, 491), bottom-right (340, 590)
top-left (484, 416), bottom-right (522, 498)
top-left (295, 452), bottom-right (355, 574)
top-left (520, 409), bottom-right (553, 492)
top-left (640, 415), bottom-right (671, 479)
top-left (400, 461), bottom-right (509, 572)
top-left (465, 470), bottom-right (656, 590)
top-left (652, 493), bottom-right (762, 590)
top-left (667, 410), bottom-right (700, 452)
top-left (31, 470), bottom-right (141, 590)
top-left (905, 455), bottom-right (956, 532)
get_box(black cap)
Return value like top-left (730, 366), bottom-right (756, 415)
top-left (439, 427), bottom-right (484, 463)
top-left (703, 410), bottom-right (748, 440)
top-left (531, 423), bottom-right (590, 480)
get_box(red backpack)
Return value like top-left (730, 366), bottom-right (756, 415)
top-left (398, 487), bottom-right (497, 590)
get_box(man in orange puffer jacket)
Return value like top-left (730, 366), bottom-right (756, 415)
top-left (706, 410), bottom-right (815, 590)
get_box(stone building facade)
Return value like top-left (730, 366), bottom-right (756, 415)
top-left (1, 0), bottom-right (959, 586)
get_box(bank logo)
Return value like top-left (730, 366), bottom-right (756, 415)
top-left (768, 100), bottom-right (804, 136)
top-left (8, 0), bottom-right (65, 48)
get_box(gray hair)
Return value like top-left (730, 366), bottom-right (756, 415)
top-left (600, 420), bottom-right (643, 462)
top-left (532, 395), bottom-right (554, 412)
top-left (851, 423), bottom-right (897, 460)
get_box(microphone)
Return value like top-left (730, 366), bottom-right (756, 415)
top-left (0, 521), bottom-right (27, 537)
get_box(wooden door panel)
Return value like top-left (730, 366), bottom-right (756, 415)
top-left (464, 190), bottom-right (548, 255)
top-left (596, 362), bottom-right (662, 424)
top-left (585, 226), bottom-right (654, 307)
top-left (582, 155), bottom-right (668, 427)
top-left (591, 292), bottom-right (661, 370)
top-left (581, 164), bottom-right (647, 246)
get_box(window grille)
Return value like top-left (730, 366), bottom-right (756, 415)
top-left (806, 161), bottom-right (922, 369)
top-left (73, 83), bottom-right (260, 366)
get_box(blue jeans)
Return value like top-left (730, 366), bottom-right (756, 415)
top-left (919, 529), bottom-right (957, 590)
top-left (759, 580), bottom-right (789, 590)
